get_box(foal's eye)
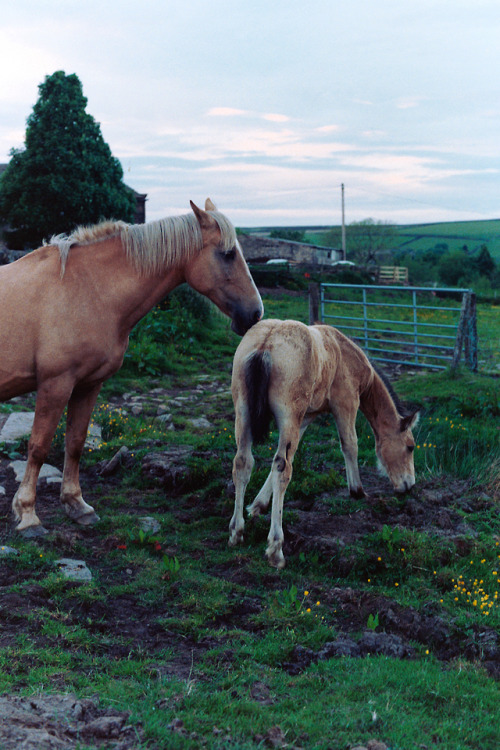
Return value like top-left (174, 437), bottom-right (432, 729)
top-left (407, 445), bottom-right (415, 453)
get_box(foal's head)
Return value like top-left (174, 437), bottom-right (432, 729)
top-left (184, 199), bottom-right (263, 335)
top-left (376, 410), bottom-right (419, 493)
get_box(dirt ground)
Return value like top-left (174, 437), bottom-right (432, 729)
top-left (0, 386), bottom-right (499, 748)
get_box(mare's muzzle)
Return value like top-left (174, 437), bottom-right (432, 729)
top-left (230, 304), bottom-right (263, 336)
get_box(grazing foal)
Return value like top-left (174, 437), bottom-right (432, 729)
top-left (229, 319), bottom-right (419, 568)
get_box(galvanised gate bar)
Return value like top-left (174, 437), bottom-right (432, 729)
top-left (316, 283), bottom-right (477, 371)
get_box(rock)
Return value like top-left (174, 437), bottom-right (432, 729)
top-left (0, 545), bottom-right (19, 557)
top-left (318, 636), bottom-right (361, 659)
top-left (358, 630), bottom-right (414, 659)
top-left (85, 423), bottom-right (102, 449)
top-left (99, 446), bottom-right (131, 476)
top-left (142, 447), bottom-right (193, 489)
top-left (188, 417), bottom-right (213, 431)
top-left (139, 516), bottom-right (161, 535)
top-left (0, 411), bottom-right (34, 442)
top-left (9, 460), bottom-right (62, 483)
top-left (55, 558), bottom-right (92, 582)
top-left (0, 485), bottom-right (5, 495)
top-left (131, 404), bottom-right (143, 416)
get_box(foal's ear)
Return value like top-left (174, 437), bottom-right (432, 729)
top-left (400, 410), bottom-right (420, 432)
top-left (190, 200), bottom-right (217, 231)
top-left (205, 197), bottom-right (217, 211)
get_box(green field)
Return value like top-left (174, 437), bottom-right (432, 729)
top-left (249, 219), bottom-right (500, 261)
top-left (0, 288), bottom-right (499, 749)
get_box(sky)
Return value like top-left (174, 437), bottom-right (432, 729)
top-left (1, 0), bottom-right (499, 228)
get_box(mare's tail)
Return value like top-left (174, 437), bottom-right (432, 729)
top-left (245, 351), bottom-right (273, 444)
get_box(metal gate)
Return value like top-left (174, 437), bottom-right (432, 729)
top-left (314, 283), bottom-right (477, 371)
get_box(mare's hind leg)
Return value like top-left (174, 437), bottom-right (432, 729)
top-left (229, 406), bottom-right (254, 546)
top-left (60, 383), bottom-right (102, 525)
top-left (248, 418), bottom-right (312, 518)
top-left (13, 378), bottom-right (73, 536)
top-left (331, 399), bottom-right (365, 499)
top-left (266, 421), bottom-right (302, 569)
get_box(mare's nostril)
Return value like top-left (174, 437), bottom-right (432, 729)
top-left (252, 308), bottom-right (262, 324)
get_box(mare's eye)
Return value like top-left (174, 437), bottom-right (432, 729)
top-left (407, 445), bottom-right (415, 453)
top-left (221, 248), bottom-right (236, 262)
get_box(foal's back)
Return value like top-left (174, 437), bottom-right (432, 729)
top-left (232, 318), bottom-right (371, 416)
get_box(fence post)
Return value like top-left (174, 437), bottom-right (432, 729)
top-left (451, 293), bottom-right (469, 369)
top-left (464, 292), bottom-right (478, 372)
top-left (309, 283), bottom-right (320, 324)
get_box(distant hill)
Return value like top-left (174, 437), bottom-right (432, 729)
top-left (244, 219), bottom-right (500, 261)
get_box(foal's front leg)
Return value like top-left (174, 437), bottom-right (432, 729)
top-left (60, 383), bottom-right (102, 525)
top-left (332, 403), bottom-right (365, 499)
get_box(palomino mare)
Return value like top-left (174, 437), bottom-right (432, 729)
top-left (229, 319), bottom-right (419, 568)
top-left (0, 199), bottom-right (263, 536)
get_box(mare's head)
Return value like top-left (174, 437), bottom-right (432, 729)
top-left (184, 199), bottom-right (263, 335)
top-left (375, 409), bottom-right (420, 493)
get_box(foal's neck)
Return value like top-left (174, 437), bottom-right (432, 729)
top-left (359, 369), bottom-right (400, 436)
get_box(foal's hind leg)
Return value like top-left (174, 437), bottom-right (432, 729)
top-left (248, 418), bottom-right (312, 518)
top-left (13, 378), bottom-right (73, 535)
top-left (229, 408), bottom-right (254, 546)
top-left (60, 383), bottom-right (102, 525)
top-left (266, 421), bottom-right (302, 569)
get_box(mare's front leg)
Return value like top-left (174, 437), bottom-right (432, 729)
top-left (229, 408), bottom-right (254, 546)
top-left (13, 378), bottom-right (73, 536)
top-left (266, 423), bottom-right (301, 569)
top-left (60, 383), bottom-right (102, 525)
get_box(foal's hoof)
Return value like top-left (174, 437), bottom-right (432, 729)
top-left (265, 546), bottom-right (285, 570)
top-left (76, 511), bottom-right (100, 527)
top-left (19, 524), bottom-right (49, 539)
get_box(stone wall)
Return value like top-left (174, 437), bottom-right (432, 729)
top-left (238, 235), bottom-right (341, 265)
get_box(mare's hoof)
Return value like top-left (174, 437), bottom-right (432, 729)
top-left (76, 511), bottom-right (100, 526)
top-left (19, 525), bottom-right (49, 539)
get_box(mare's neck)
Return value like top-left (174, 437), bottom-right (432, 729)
top-left (71, 236), bottom-right (187, 332)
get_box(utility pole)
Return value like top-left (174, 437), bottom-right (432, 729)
top-left (341, 183), bottom-right (346, 260)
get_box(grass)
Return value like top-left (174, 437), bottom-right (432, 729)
top-left (0, 287), bottom-right (499, 749)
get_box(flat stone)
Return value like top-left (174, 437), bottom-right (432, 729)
top-left (0, 412), bottom-right (34, 442)
top-left (85, 423), bottom-right (102, 449)
top-left (188, 417), bottom-right (213, 430)
top-left (139, 516), bottom-right (161, 535)
top-left (55, 558), bottom-right (92, 582)
top-left (0, 545), bottom-right (19, 557)
top-left (9, 460), bottom-right (62, 483)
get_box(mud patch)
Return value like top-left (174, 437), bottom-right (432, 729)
top-left (0, 693), bottom-right (141, 749)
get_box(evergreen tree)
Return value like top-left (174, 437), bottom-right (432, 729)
top-left (0, 71), bottom-right (136, 248)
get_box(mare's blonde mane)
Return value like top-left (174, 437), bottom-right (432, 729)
top-left (50, 210), bottom-right (237, 277)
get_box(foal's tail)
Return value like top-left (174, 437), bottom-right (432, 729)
top-left (245, 351), bottom-right (273, 444)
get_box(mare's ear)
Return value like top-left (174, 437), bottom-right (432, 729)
top-left (400, 410), bottom-right (420, 432)
top-left (190, 200), bottom-right (217, 231)
top-left (205, 197), bottom-right (217, 211)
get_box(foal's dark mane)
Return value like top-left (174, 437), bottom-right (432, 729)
top-left (371, 362), bottom-right (413, 418)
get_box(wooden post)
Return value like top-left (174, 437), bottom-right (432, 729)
top-left (451, 293), bottom-right (469, 370)
top-left (464, 292), bottom-right (478, 372)
top-left (309, 283), bottom-right (320, 324)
